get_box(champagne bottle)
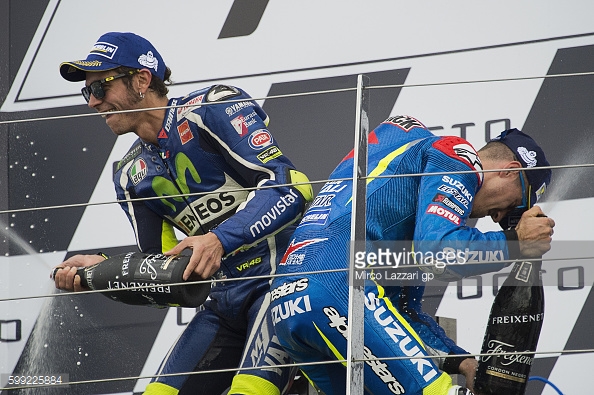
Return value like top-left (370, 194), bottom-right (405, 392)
top-left (52, 252), bottom-right (211, 308)
top-left (474, 258), bottom-right (544, 394)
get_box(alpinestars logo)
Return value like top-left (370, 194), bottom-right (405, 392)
top-left (323, 306), bottom-right (405, 394)
top-left (280, 238), bottom-right (328, 265)
top-left (453, 143), bottom-right (483, 182)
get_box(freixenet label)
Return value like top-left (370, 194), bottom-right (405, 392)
top-left (480, 340), bottom-right (534, 368)
top-left (491, 313), bottom-right (544, 325)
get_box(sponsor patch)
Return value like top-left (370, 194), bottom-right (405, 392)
top-left (206, 85), bottom-right (240, 102)
top-left (249, 190), bottom-right (299, 238)
top-left (323, 306), bottom-right (406, 394)
top-left (115, 143), bottom-right (143, 172)
top-left (517, 146), bottom-right (538, 168)
top-left (437, 184), bottom-right (471, 209)
top-left (257, 146), bottom-right (283, 163)
top-left (177, 120), bottom-right (194, 145)
top-left (271, 295), bottom-right (312, 324)
top-left (443, 247), bottom-right (504, 264)
top-left (384, 115), bottom-right (426, 131)
top-left (300, 208), bottom-right (331, 226)
top-left (90, 42), bottom-right (117, 59)
top-left (441, 175), bottom-right (474, 204)
top-left (433, 137), bottom-right (483, 184)
top-left (365, 292), bottom-right (439, 383)
top-left (310, 194), bottom-right (336, 208)
top-left (164, 99), bottom-right (178, 132)
top-left (248, 129), bottom-right (273, 150)
top-left (129, 158), bottom-right (148, 185)
top-left (231, 114), bottom-right (249, 136)
top-left (138, 51), bottom-right (159, 73)
top-left (236, 256), bottom-right (263, 272)
top-left (535, 182), bottom-right (547, 202)
top-left (231, 110), bottom-right (259, 136)
top-left (280, 238), bottom-right (328, 265)
top-left (426, 204), bottom-right (461, 225)
top-left (225, 101), bottom-right (256, 116)
top-left (271, 278), bottom-right (309, 301)
top-left (174, 190), bottom-right (240, 235)
top-left (177, 95), bottom-right (204, 118)
top-left (320, 180), bottom-right (348, 194)
top-left (432, 193), bottom-right (465, 215)
top-left (158, 128), bottom-right (168, 139)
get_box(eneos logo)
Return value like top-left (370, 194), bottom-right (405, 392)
top-left (248, 129), bottom-right (273, 150)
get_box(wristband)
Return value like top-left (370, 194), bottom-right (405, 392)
top-left (443, 352), bottom-right (470, 375)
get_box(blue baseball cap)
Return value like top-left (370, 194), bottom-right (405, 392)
top-left (59, 32), bottom-right (166, 82)
top-left (490, 128), bottom-right (551, 208)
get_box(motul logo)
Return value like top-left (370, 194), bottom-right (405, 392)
top-left (426, 204), bottom-right (460, 225)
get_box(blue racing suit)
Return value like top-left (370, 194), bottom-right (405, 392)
top-left (270, 115), bottom-right (516, 395)
top-left (113, 85), bottom-right (312, 395)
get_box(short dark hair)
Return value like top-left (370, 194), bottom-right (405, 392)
top-left (478, 141), bottom-right (516, 162)
top-left (115, 66), bottom-right (172, 97)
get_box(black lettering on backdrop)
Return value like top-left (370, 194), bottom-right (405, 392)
top-left (457, 266), bottom-right (587, 300)
top-left (452, 122), bottom-right (475, 140)
top-left (485, 119), bottom-right (511, 141)
top-left (218, 0), bottom-right (270, 39)
top-left (428, 118), bottom-right (511, 143)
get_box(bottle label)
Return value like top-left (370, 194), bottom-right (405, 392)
top-left (84, 266), bottom-right (96, 290)
top-left (485, 366), bottom-right (527, 383)
top-left (480, 339), bottom-right (534, 383)
top-left (490, 313), bottom-right (544, 325)
top-left (107, 281), bottom-right (172, 294)
top-left (103, 254), bottom-right (182, 294)
top-left (134, 254), bottom-right (178, 282)
top-left (514, 261), bottom-right (532, 282)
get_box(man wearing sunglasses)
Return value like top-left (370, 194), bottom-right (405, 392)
top-left (54, 32), bottom-right (313, 395)
top-left (268, 116), bottom-right (555, 395)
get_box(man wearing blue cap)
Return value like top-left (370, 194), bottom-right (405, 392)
top-left (54, 32), bottom-right (313, 395)
top-left (268, 115), bottom-right (555, 395)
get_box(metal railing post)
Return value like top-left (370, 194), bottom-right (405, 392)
top-left (346, 74), bottom-right (370, 395)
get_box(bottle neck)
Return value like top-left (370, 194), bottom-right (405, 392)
top-left (510, 258), bottom-right (542, 285)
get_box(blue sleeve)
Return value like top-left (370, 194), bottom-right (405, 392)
top-left (198, 87), bottom-right (312, 253)
top-left (413, 136), bottom-right (509, 281)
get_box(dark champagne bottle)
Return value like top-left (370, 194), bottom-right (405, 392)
top-left (52, 252), bottom-right (211, 308)
top-left (474, 258), bottom-right (544, 394)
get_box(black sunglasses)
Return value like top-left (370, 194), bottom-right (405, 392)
top-left (81, 69), bottom-right (138, 103)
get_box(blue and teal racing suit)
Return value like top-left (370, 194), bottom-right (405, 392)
top-left (270, 115), bottom-right (516, 395)
top-left (113, 85), bottom-right (312, 395)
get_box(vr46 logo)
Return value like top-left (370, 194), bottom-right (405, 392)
top-left (236, 257), bottom-right (263, 272)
